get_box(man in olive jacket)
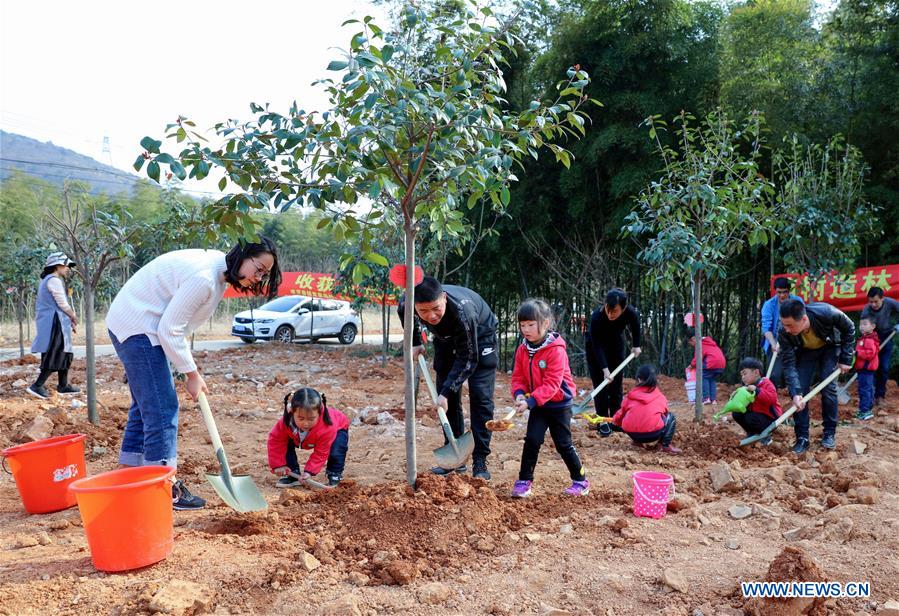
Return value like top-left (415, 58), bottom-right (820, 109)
top-left (778, 300), bottom-right (855, 454)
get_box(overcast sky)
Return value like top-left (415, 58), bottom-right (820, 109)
top-left (0, 0), bottom-right (387, 196)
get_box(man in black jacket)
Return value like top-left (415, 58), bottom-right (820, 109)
top-left (398, 277), bottom-right (498, 480)
top-left (585, 288), bottom-right (642, 436)
top-left (778, 299), bottom-right (855, 454)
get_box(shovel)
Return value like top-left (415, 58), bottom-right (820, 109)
top-left (837, 329), bottom-right (895, 405)
top-left (576, 413), bottom-right (614, 425)
top-left (287, 471), bottom-right (333, 491)
top-left (740, 367), bottom-right (842, 446)
top-left (765, 350), bottom-right (778, 379)
top-left (486, 408), bottom-right (517, 432)
top-left (418, 355), bottom-right (474, 469)
top-left (573, 351), bottom-right (637, 414)
top-left (197, 392), bottom-right (268, 512)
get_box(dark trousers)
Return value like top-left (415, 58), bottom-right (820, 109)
top-left (34, 314), bottom-right (72, 388)
top-left (733, 411), bottom-right (775, 436)
top-left (518, 406), bottom-right (585, 482)
top-left (875, 339), bottom-right (894, 400)
top-left (435, 346), bottom-right (497, 462)
top-left (792, 346), bottom-right (839, 440)
top-left (766, 348), bottom-right (785, 388)
top-left (619, 413), bottom-right (677, 446)
top-left (858, 371), bottom-right (875, 413)
top-left (592, 348), bottom-right (624, 417)
top-left (702, 368), bottom-right (723, 402)
top-left (285, 429), bottom-right (349, 478)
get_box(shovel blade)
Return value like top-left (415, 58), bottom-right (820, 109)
top-left (433, 432), bottom-right (474, 469)
top-left (205, 473), bottom-right (268, 513)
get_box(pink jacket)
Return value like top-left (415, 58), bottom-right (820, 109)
top-left (612, 386), bottom-right (669, 433)
top-left (267, 408), bottom-right (349, 475)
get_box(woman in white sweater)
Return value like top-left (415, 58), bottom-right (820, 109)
top-left (28, 252), bottom-right (80, 399)
top-left (106, 237), bottom-right (281, 510)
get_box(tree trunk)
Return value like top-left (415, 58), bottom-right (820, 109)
top-left (381, 298), bottom-right (388, 366)
top-left (693, 271), bottom-right (703, 422)
top-left (85, 286), bottom-right (99, 424)
top-left (403, 226), bottom-right (418, 487)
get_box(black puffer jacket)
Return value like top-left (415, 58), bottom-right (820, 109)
top-left (777, 302), bottom-right (855, 397)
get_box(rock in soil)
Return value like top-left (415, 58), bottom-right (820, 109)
top-left (662, 568), bottom-right (689, 593)
top-left (14, 415), bottom-right (54, 443)
top-left (743, 546), bottom-right (826, 616)
top-left (417, 581), bottom-right (453, 605)
top-left (147, 579), bottom-right (216, 615)
top-left (709, 462), bottom-right (738, 492)
top-left (728, 504), bottom-right (752, 519)
top-left (316, 595), bottom-right (362, 616)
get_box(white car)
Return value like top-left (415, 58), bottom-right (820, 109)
top-left (231, 296), bottom-right (360, 345)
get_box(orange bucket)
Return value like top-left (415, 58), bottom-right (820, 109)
top-left (2, 433), bottom-right (86, 514)
top-left (69, 466), bottom-right (176, 572)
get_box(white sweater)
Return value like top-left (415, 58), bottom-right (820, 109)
top-left (106, 249), bottom-right (229, 373)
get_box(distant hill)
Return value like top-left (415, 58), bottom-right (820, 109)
top-left (0, 130), bottom-right (139, 195)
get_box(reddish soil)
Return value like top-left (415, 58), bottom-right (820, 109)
top-left (1, 345), bottom-right (898, 615)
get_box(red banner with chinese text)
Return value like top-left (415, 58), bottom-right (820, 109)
top-left (223, 271), bottom-right (398, 305)
top-left (771, 264), bottom-right (899, 312)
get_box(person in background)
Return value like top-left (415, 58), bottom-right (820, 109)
top-left (760, 277), bottom-right (803, 387)
top-left (860, 287), bottom-right (899, 408)
top-left (27, 252), bottom-right (80, 399)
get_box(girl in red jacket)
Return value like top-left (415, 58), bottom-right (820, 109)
top-left (855, 317), bottom-right (880, 421)
top-left (686, 327), bottom-right (727, 405)
top-left (733, 357), bottom-right (782, 445)
top-left (268, 387), bottom-right (350, 487)
top-left (510, 299), bottom-right (588, 498)
top-left (611, 364), bottom-right (681, 454)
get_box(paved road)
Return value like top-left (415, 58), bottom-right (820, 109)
top-left (0, 333), bottom-right (404, 362)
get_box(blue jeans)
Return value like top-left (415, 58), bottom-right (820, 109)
top-left (285, 429), bottom-right (349, 478)
top-left (792, 346), bottom-right (839, 440)
top-left (110, 332), bottom-right (180, 468)
top-left (858, 370), bottom-right (875, 413)
top-left (875, 339), bottom-right (894, 400)
top-left (702, 368), bottom-right (723, 402)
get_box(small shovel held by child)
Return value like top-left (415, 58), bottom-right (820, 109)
top-left (740, 367), bottom-right (842, 446)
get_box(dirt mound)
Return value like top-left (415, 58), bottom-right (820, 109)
top-left (0, 355), bottom-right (39, 367)
top-left (744, 546), bottom-right (827, 616)
top-left (676, 420), bottom-right (784, 463)
top-left (262, 473), bottom-right (615, 585)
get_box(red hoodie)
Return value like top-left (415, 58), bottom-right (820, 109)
top-left (855, 332), bottom-right (880, 372)
top-left (689, 336), bottom-right (727, 371)
top-left (510, 333), bottom-right (576, 409)
top-left (612, 386), bottom-right (668, 433)
top-left (747, 377), bottom-right (781, 420)
top-left (267, 407), bottom-right (349, 475)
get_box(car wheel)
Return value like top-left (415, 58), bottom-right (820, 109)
top-left (274, 325), bottom-right (294, 344)
top-left (241, 337), bottom-right (256, 344)
top-left (338, 323), bottom-right (357, 345)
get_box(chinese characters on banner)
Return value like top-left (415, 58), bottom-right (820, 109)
top-left (223, 272), bottom-right (399, 305)
top-left (771, 264), bottom-right (899, 312)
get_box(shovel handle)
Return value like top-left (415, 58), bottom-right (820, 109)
top-left (198, 392), bottom-right (232, 482)
top-left (740, 367), bottom-right (842, 446)
top-left (418, 356), bottom-right (462, 455)
top-left (765, 350), bottom-right (778, 379)
top-left (576, 351), bottom-right (637, 412)
top-left (288, 471), bottom-right (332, 490)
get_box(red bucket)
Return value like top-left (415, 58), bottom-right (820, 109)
top-left (2, 433), bottom-right (87, 514)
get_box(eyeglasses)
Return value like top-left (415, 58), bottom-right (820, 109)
top-left (250, 257), bottom-right (271, 282)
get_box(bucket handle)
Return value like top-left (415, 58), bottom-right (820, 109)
top-left (1, 455), bottom-right (10, 475)
top-left (633, 477), bottom-right (675, 505)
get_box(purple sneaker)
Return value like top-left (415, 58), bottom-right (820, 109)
top-left (565, 479), bottom-right (590, 496)
top-left (511, 480), bottom-right (532, 498)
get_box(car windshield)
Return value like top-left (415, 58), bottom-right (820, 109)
top-left (257, 297), bottom-right (303, 312)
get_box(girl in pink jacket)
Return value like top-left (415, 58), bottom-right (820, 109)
top-left (268, 387), bottom-right (350, 487)
top-left (611, 365), bottom-right (681, 454)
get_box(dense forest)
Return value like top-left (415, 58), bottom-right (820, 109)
top-left (2, 0), bottom-right (897, 382)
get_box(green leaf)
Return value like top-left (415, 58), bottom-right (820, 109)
top-left (327, 60), bottom-right (348, 71)
top-left (218, 177), bottom-right (227, 192)
top-left (132, 154), bottom-right (146, 172)
top-left (500, 185), bottom-right (510, 206)
top-left (147, 161), bottom-right (160, 182)
top-left (169, 161), bottom-right (187, 181)
top-left (140, 136), bottom-right (162, 154)
top-left (364, 252), bottom-right (389, 267)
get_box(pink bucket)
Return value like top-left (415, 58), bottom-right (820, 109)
top-left (632, 471), bottom-right (674, 519)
